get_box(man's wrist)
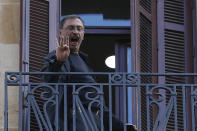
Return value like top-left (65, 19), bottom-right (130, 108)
top-left (55, 57), bottom-right (65, 66)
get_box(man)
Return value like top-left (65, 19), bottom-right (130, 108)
top-left (41, 15), bottom-right (126, 131)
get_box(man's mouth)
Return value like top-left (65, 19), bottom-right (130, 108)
top-left (69, 34), bottom-right (80, 42)
top-left (70, 42), bottom-right (78, 46)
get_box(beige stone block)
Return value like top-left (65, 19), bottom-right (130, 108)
top-left (0, 0), bottom-right (19, 3)
top-left (7, 86), bottom-right (19, 127)
top-left (0, 3), bottom-right (20, 44)
top-left (0, 43), bottom-right (19, 129)
top-left (0, 127), bottom-right (18, 131)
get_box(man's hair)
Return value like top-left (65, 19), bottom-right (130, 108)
top-left (59, 15), bottom-right (85, 29)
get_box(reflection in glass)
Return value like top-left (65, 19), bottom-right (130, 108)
top-left (61, 0), bottom-right (130, 26)
top-left (61, 14), bottom-right (130, 26)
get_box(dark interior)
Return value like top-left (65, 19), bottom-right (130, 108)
top-left (80, 34), bottom-right (130, 73)
top-left (61, 0), bottom-right (130, 19)
top-left (80, 34), bottom-right (130, 110)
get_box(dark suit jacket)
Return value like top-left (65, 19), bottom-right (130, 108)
top-left (41, 50), bottom-right (125, 131)
top-left (41, 50), bottom-right (99, 130)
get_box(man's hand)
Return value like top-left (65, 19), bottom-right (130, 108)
top-left (56, 35), bottom-right (70, 62)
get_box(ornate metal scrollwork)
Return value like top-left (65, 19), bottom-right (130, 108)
top-left (146, 85), bottom-right (177, 131)
top-left (191, 86), bottom-right (197, 131)
top-left (28, 84), bottom-right (58, 130)
top-left (126, 74), bottom-right (138, 84)
top-left (111, 73), bottom-right (138, 84)
top-left (73, 85), bottom-right (103, 131)
top-left (7, 73), bottom-right (21, 84)
top-left (191, 87), bottom-right (197, 103)
top-left (111, 73), bottom-right (124, 84)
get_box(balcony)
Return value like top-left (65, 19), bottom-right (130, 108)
top-left (4, 72), bottom-right (197, 131)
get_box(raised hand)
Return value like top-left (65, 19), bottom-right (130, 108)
top-left (56, 35), bottom-right (70, 62)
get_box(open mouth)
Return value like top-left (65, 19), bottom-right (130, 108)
top-left (70, 34), bottom-right (80, 42)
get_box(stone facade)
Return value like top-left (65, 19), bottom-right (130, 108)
top-left (0, 0), bottom-right (20, 131)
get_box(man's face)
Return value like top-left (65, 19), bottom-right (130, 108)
top-left (60, 18), bottom-right (84, 53)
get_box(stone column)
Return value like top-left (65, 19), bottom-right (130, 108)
top-left (0, 0), bottom-right (20, 131)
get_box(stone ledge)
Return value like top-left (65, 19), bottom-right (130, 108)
top-left (0, 127), bottom-right (18, 131)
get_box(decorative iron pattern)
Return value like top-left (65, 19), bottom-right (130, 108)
top-left (6, 73), bottom-right (21, 84)
top-left (4, 72), bottom-right (197, 131)
top-left (146, 85), bottom-right (177, 131)
top-left (27, 84), bottom-right (58, 131)
top-left (191, 86), bottom-right (197, 131)
top-left (73, 85), bottom-right (104, 131)
top-left (110, 73), bottom-right (138, 84)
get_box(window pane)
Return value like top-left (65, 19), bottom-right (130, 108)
top-left (61, 0), bottom-right (130, 26)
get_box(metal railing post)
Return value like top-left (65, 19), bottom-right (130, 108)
top-left (4, 72), bottom-right (8, 131)
top-left (137, 73), bottom-right (141, 131)
top-left (109, 73), bottom-right (112, 131)
top-left (19, 73), bottom-right (22, 131)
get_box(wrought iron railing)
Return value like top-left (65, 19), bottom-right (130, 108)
top-left (4, 72), bottom-right (197, 131)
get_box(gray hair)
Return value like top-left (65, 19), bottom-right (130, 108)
top-left (59, 15), bottom-right (85, 29)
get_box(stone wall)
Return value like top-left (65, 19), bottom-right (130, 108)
top-left (0, 0), bottom-right (20, 130)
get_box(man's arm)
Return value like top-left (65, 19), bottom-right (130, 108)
top-left (41, 50), bottom-right (64, 83)
top-left (41, 36), bottom-right (70, 82)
